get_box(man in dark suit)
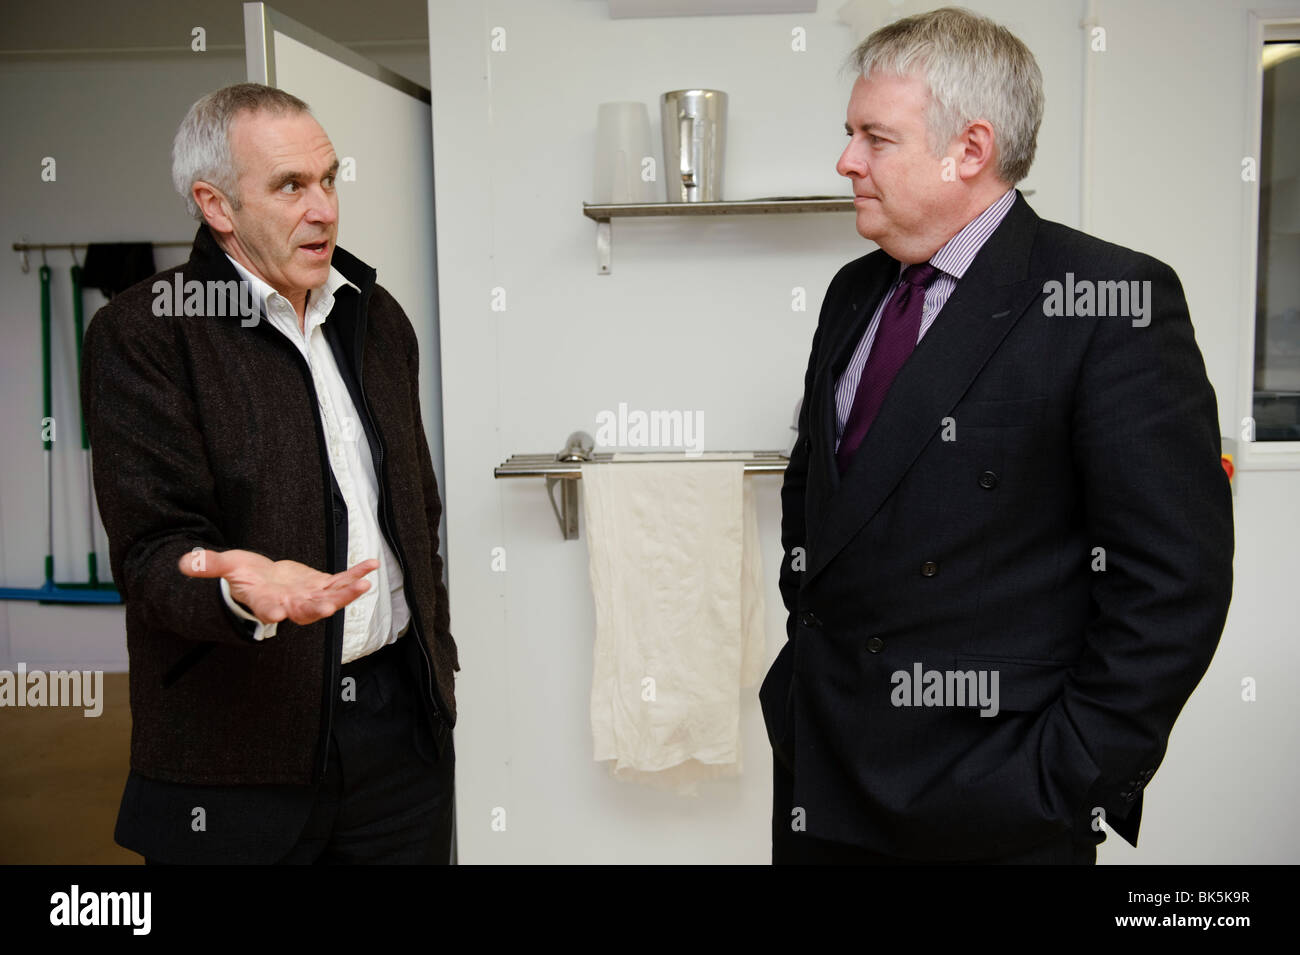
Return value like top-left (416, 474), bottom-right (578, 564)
top-left (83, 83), bottom-right (458, 863)
top-left (760, 8), bottom-right (1233, 864)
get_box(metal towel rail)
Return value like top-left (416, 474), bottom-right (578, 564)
top-left (494, 431), bottom-right (789, 539)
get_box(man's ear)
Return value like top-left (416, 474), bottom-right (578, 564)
top-left (955, 119), bottom-right (997, 182)
top-left (192, 181), bottom-right (236, 236)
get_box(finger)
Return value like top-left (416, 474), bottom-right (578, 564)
top-left (178, 547), bottom-right (227, 578)
top-left (325, 561), bottom-right (379, 591)
top-left (340, 559), bottom-right (380, 583)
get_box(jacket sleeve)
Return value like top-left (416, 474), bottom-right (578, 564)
top-left (1041, 256), bottom-right (1234, 845)
top-left (780, 264), bottom-right (850, 642)
top-left (82, 298), bottom-right (261, 646)
top-left (403, 322), bottom-right (457, 672)
top-left (779, 325), bottom-right (820, 643)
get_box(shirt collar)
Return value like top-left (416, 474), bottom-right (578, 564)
top-left (909, 187), bottom-right (1018, 281)
top-left (223, 252), bottom-right (358, 325)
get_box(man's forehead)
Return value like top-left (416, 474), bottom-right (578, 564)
top-left (846, 72), bottom-right (928, 123)
top-left (230, 110), bottom-right (334, 164)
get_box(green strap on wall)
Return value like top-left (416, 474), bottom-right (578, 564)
top-left (39, 264), bottom-right (54, 583)
top-left (40, 265), bottom-right (52, 451)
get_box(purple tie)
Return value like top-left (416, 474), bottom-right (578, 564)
top-left (836, 262), bottom-right (940, 475)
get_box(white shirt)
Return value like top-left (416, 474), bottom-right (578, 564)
top-left (218, 253), bottom-right (410, 664)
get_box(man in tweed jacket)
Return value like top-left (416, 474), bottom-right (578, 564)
top-left (82, 83), bottom-right (458, 864)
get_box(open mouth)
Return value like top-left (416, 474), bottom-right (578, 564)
top-left (299, 240), bottom-right (330, 257)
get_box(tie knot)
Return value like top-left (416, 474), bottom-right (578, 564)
top-left (900, 262), bottom-right (939, 288)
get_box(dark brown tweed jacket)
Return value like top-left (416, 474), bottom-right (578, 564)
top-left (82, 223), bottom-right (458, 786)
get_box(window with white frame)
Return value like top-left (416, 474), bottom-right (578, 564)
top-left (1253, 39), bottom-right (1300, 441)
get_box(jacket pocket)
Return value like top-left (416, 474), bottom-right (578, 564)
top-left (161, 642), bottom-right (216, 689)
top-left (951, 654), bottom-right (1071, 714)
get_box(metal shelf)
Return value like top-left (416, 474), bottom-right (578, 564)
top-left (582, 196), bottom-right (855, 274)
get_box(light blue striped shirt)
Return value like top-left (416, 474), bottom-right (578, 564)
top-left (833, 187), bottom-right (1017, 450)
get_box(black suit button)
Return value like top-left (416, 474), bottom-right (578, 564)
top-left (978, 470), bottom-right (998, 489)
top-left (866, 637), bottom-right (884, 653)
top-left (920, 561), bottom-right (939, 577)
top-left (800, 611), bottom-right (821, 628)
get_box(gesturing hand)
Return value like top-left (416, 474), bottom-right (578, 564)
top-left (179, 548), bottom-right (379, 626)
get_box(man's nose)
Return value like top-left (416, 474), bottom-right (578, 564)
top-left (836, 141), bottom-right (863, 179)
top-left (305, 184), bottom-right (338, 224)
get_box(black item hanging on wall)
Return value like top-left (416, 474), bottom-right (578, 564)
top-left (81, 242), bottom-right (156, 297)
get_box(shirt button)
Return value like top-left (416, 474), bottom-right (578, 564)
top-left (978, 470), bottom-right (999, 489)
top-left (866, 637), bottom-right (885, 653)
top-left (920, 561), bottom-right (939, 577)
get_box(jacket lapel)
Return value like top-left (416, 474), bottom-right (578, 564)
top-left (803, 192), bottom-right (1043, 586)
top-left (803, 255), bottom-right (895, 546)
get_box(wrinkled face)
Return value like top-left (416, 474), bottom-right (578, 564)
top-left (837, 70), bottom-right (962, 259)
top-left (222, 109), bottom-right (338, 303)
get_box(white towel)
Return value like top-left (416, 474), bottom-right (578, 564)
top-left (581, 456), bottom-right (766, 794)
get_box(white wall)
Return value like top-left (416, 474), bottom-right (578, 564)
top-left (431, 0), bottom-right (1298, 864)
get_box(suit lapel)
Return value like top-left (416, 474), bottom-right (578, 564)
top-left (803, 192), bottom-right (1043, 586)
top-left (807, 257), bottom-right (896, 516)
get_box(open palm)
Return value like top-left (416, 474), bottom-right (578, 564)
top-left (179, 548), bottom-right (379, 626)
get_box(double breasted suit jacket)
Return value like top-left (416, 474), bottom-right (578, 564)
top-left (760, 190), bottom-right (1234, 861)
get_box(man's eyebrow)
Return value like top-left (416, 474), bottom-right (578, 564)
top-left (267, 159), bottom-right (340, 190)
top-left (844, 121), bottom-right (902, 137)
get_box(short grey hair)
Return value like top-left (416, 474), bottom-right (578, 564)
top-left (172, 83), bottom-right (312, 220)
top-left (843, 6), bottom-right (1044, 185)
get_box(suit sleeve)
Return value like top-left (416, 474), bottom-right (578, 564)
top-left (780, 264), bottom-right (853, 642)
top-left (82, 300), bottom-right (261, 646)
top-left (1044, 256), bottom-right (1233, 845)
top-left (779, 325), bottom-right (819, 642)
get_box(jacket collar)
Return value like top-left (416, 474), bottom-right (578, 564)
top-left (185, 222), bottom-right (377, 306)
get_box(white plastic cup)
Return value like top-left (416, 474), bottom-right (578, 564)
top-left (593, 102), bottom-right (659, 204)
